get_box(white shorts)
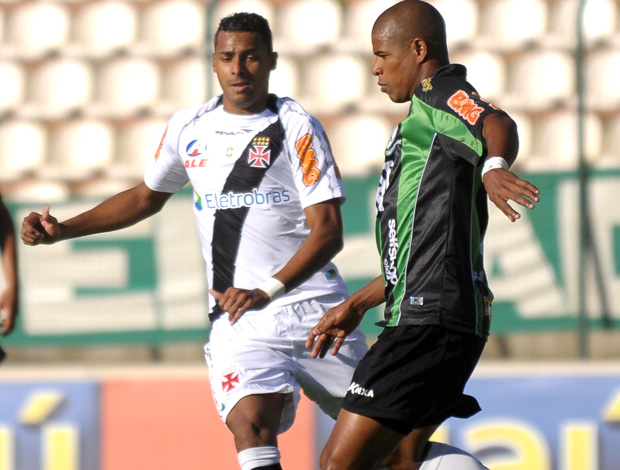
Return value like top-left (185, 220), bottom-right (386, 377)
top-left (204, 294), bottom-right (368, 434)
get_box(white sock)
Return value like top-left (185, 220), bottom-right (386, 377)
top-left (420, 442), bottom-right (489, 470)
top-left (237, 446), bottom-right (281, 470)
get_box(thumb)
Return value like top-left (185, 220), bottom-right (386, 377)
top-left (209, 289), bottom-right (222, 301)
top-left (41, 205), bottom-right (51, 221)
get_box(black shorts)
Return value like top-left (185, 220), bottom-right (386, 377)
top-left (342, 324), bottom-right (486, 435)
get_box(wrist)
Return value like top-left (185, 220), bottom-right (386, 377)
top-left (481, 156), bottom-right (509, 178)
top-left (257, 277), bottom-right (286, 301)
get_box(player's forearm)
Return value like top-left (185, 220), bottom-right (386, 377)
top-left (346, 276), bottom-right (385, 314)
top-left (59, 184), bottom-right (169, 241)
top-left (273, 225), bottom-right (343, 292)
top-left (0, 205), bottom-right (17, 289)
top-left (272, 200), bottom-right (344, 292)
top-left (1, 231), bottom-right (18, 290)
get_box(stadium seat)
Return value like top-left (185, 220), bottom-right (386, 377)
top-left (476, 0), bottom-right (547, 51)
top-left (0, 8), bottom-right (4, 55)
top-left (429, 0), bottom-right (478, 49)
top-left (71, 177), bottom-right (138, 199)
top-left (70, 1), bottom-right (138, 58)
top-left (210, 0), bottom-right (275, 36)
top-left (22, 59), bottom-right (93, 119)
top-left (268, 54), bottom-right (299, 99)
top-left (326, 114), bottom-right (394, 177)
top-left (595, 115), bottom-right (620, 169)
top-left (275, 0), bottom-right (342, 54)
top-left (0, 61), bottom-right (25, 115)
top-left (299, 54), bottom-right (368, 114)
top-left (5, 2), bottom-right (70, 59)
top-left (137, 1), bottom-right (207, 57)
top-left (46, 119), bottom-right (115, 181)
top-left (1, 179), bottom-right (71, 203)
top-left (339, 0), bottom-right (399, 53)
top-left (159, 57), bottom-right (209, 115)
top-left (90, 58), bottom-right (161, 118)
top-left (546, 0), bottom-right (617, 48)
top-left (110, 118), bottom-right (169, 179)
top-left (0, 120), bottom-right (48, 182)
top-left (450, 51), bottom-right (507, 103)
top-left (525, 111), bottom-right (602, 171)
top-left (584, 49), bottom-right (620, 111)
top-left (506, 51), bottom-right (575, 112)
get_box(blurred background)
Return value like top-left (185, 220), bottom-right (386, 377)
top-left (0, 0), bottom-right (619, 469)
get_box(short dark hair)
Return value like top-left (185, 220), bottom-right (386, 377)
top-left (215, 12), bottom-right (274, 52)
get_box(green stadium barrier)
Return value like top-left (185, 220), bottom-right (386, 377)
top-left (2, 170), bottom-right (619, 346)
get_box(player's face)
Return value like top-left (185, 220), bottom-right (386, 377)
top-left (371, 28), bottom-right (421, 104)
top-left (213, 31), bottom-right (276, 115)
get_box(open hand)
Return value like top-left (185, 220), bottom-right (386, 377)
top-left (306, 301), bottom-right (364, 358)
top-left (483, 169), bottom-right (540, 222)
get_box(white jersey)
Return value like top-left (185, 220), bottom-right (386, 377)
top-left (144, 95), bottom-right (349, 318)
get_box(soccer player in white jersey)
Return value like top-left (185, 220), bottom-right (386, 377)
top-left (21, 12), bottom-right (490, 470)
top-left (21, 12), bottom-right (371, 470)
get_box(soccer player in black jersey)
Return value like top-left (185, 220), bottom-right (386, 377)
top-left (307, 1), bottom-right (540, 469)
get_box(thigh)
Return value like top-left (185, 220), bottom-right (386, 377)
top-left (291, 297), bottom-right (369, 419)
top-left (205, 314), bottom-right (300, 434)
top-left (295, 328), bottom-right (368, 419)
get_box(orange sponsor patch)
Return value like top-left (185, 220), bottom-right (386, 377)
top-left (295, 133), bottom-right (321, 186)
top-left (447, 90), bottom-right (484, 125)
top-left (154, 127), bottom-right (168, 161)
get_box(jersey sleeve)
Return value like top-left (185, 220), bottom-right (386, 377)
top-left (144, 111), bottom-right (190, 193)
top-left (416, 76), bottom-right (511, 166)
top-left (280, 102), bottom-right (346, 209)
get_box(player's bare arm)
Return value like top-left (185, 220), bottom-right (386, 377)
top-left (481, 113), bottom-right (540, 222)
top-left (21, 183), bottom-right (172, 246)
top-left (211, 198), bottom-right (344, 325)
top-left (0, 199), bottom-right (18, 335)
top-left (306, 276), bottom-right (385, 359)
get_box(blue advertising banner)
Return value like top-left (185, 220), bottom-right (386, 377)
top-left (0, 381), bottom-right (100, 470)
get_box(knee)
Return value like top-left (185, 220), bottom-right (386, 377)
top-left (319, 448), bottom-right (345, 470)
top-left (230, 421), bottom-right (275, 450)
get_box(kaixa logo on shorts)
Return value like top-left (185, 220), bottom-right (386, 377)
top-left (347, 382), bottom-right (374, 398)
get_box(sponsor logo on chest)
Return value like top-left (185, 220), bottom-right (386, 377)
top-left (184, 139), bottom-right (209, 168)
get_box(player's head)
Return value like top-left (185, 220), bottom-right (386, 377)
top-left (213, 12), bottom-right (278, 115)
top-left (371, 0), bottom-right (449, 103)
top-left (215, 12), bottom-right (274, 53)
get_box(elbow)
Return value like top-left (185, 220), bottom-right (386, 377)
top-left (328, 231), bottom-right (344, 257)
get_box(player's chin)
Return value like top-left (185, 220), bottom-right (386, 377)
top-left (388, 93), bottom-right (409, 104)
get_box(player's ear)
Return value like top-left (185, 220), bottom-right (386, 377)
top-left (411, 38), bottom-right (428, 63)
top-left (270, 51), bottom-right (278, 71)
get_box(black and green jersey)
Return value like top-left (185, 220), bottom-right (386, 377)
top-left (375, 64), bottom-right (507, 338)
